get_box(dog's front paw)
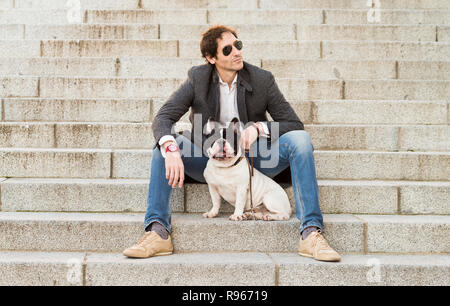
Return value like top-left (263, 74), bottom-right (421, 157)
top-left (243, 212), bottom-right (255, 220)
top-left (229, 214), bottom-right (245, 221)
top-left (203, 211), bottom-right (218, 218)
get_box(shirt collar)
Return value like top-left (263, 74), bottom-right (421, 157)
top-left (217, 72), bottom-right (238, 86)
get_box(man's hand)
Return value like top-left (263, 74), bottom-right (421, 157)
top-left (240, 123), bottom-right (261, 151)
top-left (163, 141), bottom-right (184, 188)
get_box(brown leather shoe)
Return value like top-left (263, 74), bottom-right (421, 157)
top-left (123, 231), bottom-right (173, 258)
top-left (298, 230), bottom-right (341, 262)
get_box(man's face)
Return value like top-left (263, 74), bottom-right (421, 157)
top-left (207, 31), bottom-right (243, 72)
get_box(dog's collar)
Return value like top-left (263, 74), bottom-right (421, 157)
top-left (232, 156), bottom-right (245, 167)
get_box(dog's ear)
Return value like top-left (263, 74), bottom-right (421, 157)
top-left (230, 117), bottom-right (242, 134)
top-left (203, 117), bottom-right (217, 136)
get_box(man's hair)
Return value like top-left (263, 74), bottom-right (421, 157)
top-left (200, 25), bottom-right (238, 63)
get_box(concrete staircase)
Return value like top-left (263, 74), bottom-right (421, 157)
top-left (0, 0), bottom-right (449, 286)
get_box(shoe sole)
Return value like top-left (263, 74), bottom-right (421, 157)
top-left (298, 252), bottom-right (313, 258)
top-left (298, 252), bottom-right (341, 262)
top-left (154, 251), bottom-right (173, 256)
top-left (123, 251), bottom-right (173, 258)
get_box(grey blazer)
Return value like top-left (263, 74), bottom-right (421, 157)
top-left (152, 61), bottom-right (304, 151)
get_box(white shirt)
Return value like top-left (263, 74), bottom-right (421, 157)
top-left (159, 72), bottom-right (270, 157)
top-left (217, 73), bottom-right (239, 130)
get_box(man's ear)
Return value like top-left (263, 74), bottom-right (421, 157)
top-left (203, 117), bottom-right (216, 135)
top-left (205, 55), bottom-right (216, 65)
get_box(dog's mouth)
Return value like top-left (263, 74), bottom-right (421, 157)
top-left (213, 151), bottom-right (235, 160)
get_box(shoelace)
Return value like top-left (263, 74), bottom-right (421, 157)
top-left (136, 232), bottom-right (154, 247)
top-left (312, 231), bottom-right (330, 250)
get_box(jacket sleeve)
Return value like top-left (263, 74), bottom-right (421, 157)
top-left (265, 72), bottom-right (304, 142)
top-left (152, 68), bottom-right (195, 149)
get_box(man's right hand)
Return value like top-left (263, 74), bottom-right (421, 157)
top-left (163, 141), bottom-right (184, 188)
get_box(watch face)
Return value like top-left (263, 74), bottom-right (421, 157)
top-left (168, 144), bottom-right (177, 151)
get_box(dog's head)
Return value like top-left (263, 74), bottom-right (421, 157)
top-left (204, 117), bottom-right (243, 164)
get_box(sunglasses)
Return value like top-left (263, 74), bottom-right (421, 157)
top-left (222, 40), bottom-right (243, 56)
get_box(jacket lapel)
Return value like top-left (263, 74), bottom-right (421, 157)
top-left (207, 66), bottom-right (220, 121)
top-left (237, 64), bottom-right (253, 124)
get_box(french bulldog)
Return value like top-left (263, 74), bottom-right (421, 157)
top-left (202, 117), bottom-right (291, 221)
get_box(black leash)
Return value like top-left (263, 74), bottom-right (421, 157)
top-left (244, 148), bottom-right (255, 220)
top-left (243, 123), bottom-right (260, 220)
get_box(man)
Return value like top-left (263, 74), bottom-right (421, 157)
top-left (123, 25), bottom-right (341, 262)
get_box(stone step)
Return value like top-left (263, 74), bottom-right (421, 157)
top-left (260, 0), bottom-right (450, 10)
top-left (84, 9), bottom-right (321, 25)
top-left (303, 100), bottom-right (449, 125)
top-left (4, 0), bottom-right (140, 10)
top-left (0, 24), bottom-right (159, 40)
top-left (1, 178), bottom-right (449, 215)
top-left (0, 148), bottom-right (111, 178)
top-left (324, 9), bottom-right (450, 25)
top-left (438, 26), bottom-right (450, 42)
top-left (314, 151), bottom-right (449, 181)
top-left (308, 124), bottom-right (450, 152)
top-left (4, 24), bottom-right (438, 42)
top-left (207, 9), bottom-right (450, 25)
top-left (322, 41), bottom-right (450, 61)
top-left (397, 60), bottom-right (450, 79)
top-left (297, 25), bottom-right (437, 41)
top-left (8, 0), bottom-right (260, 10)
top-left (2, 98), bottom-right (152, 122)
top-left (0, 122), bottom-right (448, 152)
top-left (5, 57), bottom-right (449, 80)
top-left (1, 9), bottom-right (449, 25)
top-left (343, 79), bottom-right (449, 100)
top-left (2, 40), bottom-right (449, 61)
top-left (2, 76), bottom-right (449, 100)
top-left (280, 79), bottom-right (450, 100)
top-left (0, 24), bottom-right (303, 41)
top-left (0, 149), bottom-right (448, 180)
top-left (0, 251), bottom-right (276, 286)
top-left (3, 98), bottom-right (447, 125)
top-left (264, 59), bottom-right (450, 80)
top-left (0, 9), bottom-right (75, 24)
top-left (160, 24), bottom-right (297, 40)
top-left (6, 0), bottom-right (450, 10)
top-left (0, 212), bottom-right (449, 254)
top-left (0, 251), bottom-right (448, 286)
top-left (0, 76), bottom-right (38, 97)
top-left (0, 40), bottom-right (180, 58)
top-left (35, 76), bottom-right (185, 99)
top-left (0, 9), bottom-right (210, 24)
top-left (275, 253), bottom-right (450, 286)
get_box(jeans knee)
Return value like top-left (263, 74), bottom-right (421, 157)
top-left (285, 130), bottom-right (314, 155)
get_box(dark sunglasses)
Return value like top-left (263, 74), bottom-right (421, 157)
top-left (222, 40), bottom-right (243, 56)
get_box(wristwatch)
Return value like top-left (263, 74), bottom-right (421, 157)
top-left (165, 143), bottom-right (180, 154)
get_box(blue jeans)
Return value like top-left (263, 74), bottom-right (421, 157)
top-left (144, 130), bottom-right (324, 234)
